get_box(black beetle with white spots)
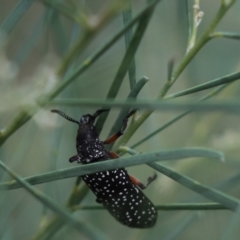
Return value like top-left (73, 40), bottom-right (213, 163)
top-left (51, 109), bottom-right (157, 228)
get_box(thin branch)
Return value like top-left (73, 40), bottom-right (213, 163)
top-left (0, 160), bottom-right (106, 240)
top-left (95, 2), bottom-right (159, 133)
top-left (210, 31), bottom-right (240, 40)
top-left (0, 147), bottom-right (223, 191)
top-left (131, 84), bottom-right (229, 149)
top-left (112, 0), bottom-right (236, 150)
top-left (0, 0), bottom-right (35, 34)
top-left (0, 0), bottom-right (162, 147)
top-left (122, 5), bottom-right (136, 89)
top-left (186, 0), bottom-right (204, 53)
top-left (122, 148), bottom-right (240, 213)
top-left (164, 71), bottom-right (240, 99)
top-left (71, 203), bottom-right (229, 211)
top-left (50, 98), bottom-right (240, 114)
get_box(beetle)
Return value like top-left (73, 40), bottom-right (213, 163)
top-left (51, 109), bottom-right (157, 228)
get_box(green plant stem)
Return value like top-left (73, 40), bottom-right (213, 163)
top-left (0, 147), bottom-right (223, 191)
top-left (112, 0), bottom-right (235, 151)
top-left (0, 0), bottom-right (35, 34)
top-left (149, 162), bottom-right (240, 212)
top-left (131, 84), bottom-right (229, 148)
top-left (167, 58), bottom-right (175, 81)
top-left (112, 109), bottom-right (152, 151)
top-left (60, 1), bottom-right (161, 231)
top-left (171, 1), bottom-right (235, 85)
top-left (43, 0), bottom-right (83, 24)
top-left (71, 202), bottom-right (229, 211)
top-left (57, 0), bottom-right (132, 76)
top-left (186, 0), bottom-right (198, 52)
top-left (210, 31), bottom-right (240, 40)
top-left (31, 216), bottom-right (64, 240)
top-left (122, 5), bottom-right (136, 89)
top-left (95, 3), bottom-right (158, 133)
top-left (0, 0), bottom-right (161, 148)
top-left (57, 30), bottom-right (94, 76)
top-left (0, 1), bottom-right (161, 237)
top-left (67, 182), bottom-right (89, 207)
top-left (49, 98), bottom-right (240, 115)
top-left (31, 183), bottom-right (89, 240)
top-left (35, 202), bottom-right (227, 240)
top-left (0, 73), bottom-right (233, 146)
top-left (122, 148), bottom-right (240, 213)
top-left (107, 76), bottom-right (149, 145)
top-left (48, 0), bottom-right (161, 101)
top-left (164, 214), bottom-right (197, 240)
top-left (0, 105), bottom-right (38, 146)
top-left (0, 160), bottom-right (104, 240)
top-left (185, 0), bottom-right (192, 45)
top-left (14, 9), bottom-right (49, 65)
top-left (164, 71), bottom-right (240, 99)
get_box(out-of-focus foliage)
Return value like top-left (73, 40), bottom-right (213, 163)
top-left (1, 0), bottom-right (240, 239)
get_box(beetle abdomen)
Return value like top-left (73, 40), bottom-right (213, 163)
top-left (82, 169), bottom-right (157, 228)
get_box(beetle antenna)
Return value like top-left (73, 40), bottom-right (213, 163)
top-left (51, 110), bottom-right (79, 125)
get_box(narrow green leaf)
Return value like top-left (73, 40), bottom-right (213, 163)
top-left (148, 162), bottom-right (240, 212)
top-left (165, 71), bottom-right (240, 99)
top-left (211, 31), bottom-right (240, 40)
top-left (185, 0), bottom-right (192, 46)
top-left (73, 203), bottom-right (228, 211)
top-left (51, 98), bottom-right (240, 113)
top-left (47, 0), bottom-right (162, 100)
top-left (0, 160), bottom-right (108, 240)
top-left (14, 9), bottom-right (49, 65)
top-left (0, 0), bottom-right (163, 148)
top-left (43, 0), bottom-right (79, 23)
top-left (131, 110), bottom-right (191, 148)
top-left (170, 1), bottom-right (236, 85)
top-left (221, 208), bottom-right (240, 240)
top-left (216, 172), bottom-right (240, 191)
top-left (164, 214), bottom-right (197, 240)
top-left (122, 7), bottom-right (134, 51)
top-left (167, 58), bottom-right (175, 81)
top-left (95, 4), bottom-right (157, 133)
top-left (50, 9), bottom-right (68, 56)
top-left (38, 218), bottom-right (65, 240)
top-left (0, 0), bottom-right (35, 34)
top-left (131, 84), bottom-right (229, 148)
top-left (0, 148), bottom-right (223, 191)
top-left (107, 76), bottom-right (149, 148)
top-left (122, 5), bottom-right (136, 89)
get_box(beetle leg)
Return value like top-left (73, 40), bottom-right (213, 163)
top-left (103, 134), bottom-right (120, 145)
top-left (129, 173), bottom-right (157, 190)
top-left (109, 151), bottom-right (143, 188)
top-left (69, 155), bottom-right (81, 163)
top-left (108, 151), bottom-right (157, 189)
top-left (109, 151), bottom-right (119, 159)
top-left (93, 109), bottom-right (110, 118)
top-left (96, 198), bottom-right (103, 204)
top-left (103, 109), bottom-right (137, 144)
top-left (146, 173), bottom-right (157, 187)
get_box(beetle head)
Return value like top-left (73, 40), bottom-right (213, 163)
top-left (79, 114), bottom-right (95, 125)
top-left (51, 109), bottom-right (109, 126)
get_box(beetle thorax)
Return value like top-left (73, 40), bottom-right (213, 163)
top-left (76, 124), bottom-right (106, 163)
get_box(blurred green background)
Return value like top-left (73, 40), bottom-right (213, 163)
top-left (1, 0), bottom-right (240, 239)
